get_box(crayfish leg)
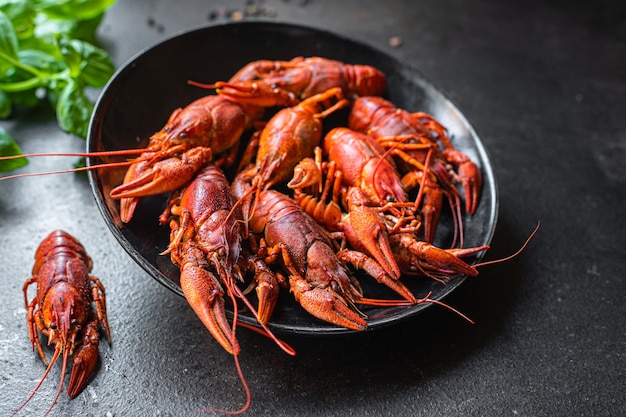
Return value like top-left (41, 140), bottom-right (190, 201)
top-left (67, 321), bottom-right (100, 398)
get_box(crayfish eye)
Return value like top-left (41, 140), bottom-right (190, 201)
top-left (50, 323), bottom-right (57, 330)
top-left (179, 133), bottom-right (187, 139)
top-left (385, 195), bottom-right (396, 203)
top-left (330, 280), bottom-right (341, 293)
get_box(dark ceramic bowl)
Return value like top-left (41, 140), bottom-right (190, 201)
top-left (87, 21), bottom-right (498, 335)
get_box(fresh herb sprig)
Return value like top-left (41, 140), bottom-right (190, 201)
top-left (0, 0), bottom-right (117, 172)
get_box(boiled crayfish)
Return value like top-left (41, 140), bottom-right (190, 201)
top-left (0, 55), bottom-right (540, 415)
top-left (197, 56), bottom-right (387, 106)
top-left (288, 126), bottom-right (488, 284)
top-left (244, 188), bottom-right (368, 330)
top-left (11, 230), bottom-right (110, 417)
top-left (349, 95), bottom-right (483, 246)
top-left (1, 54), bottom-right (534, 363)
top-left (159, 163), bottom-right (290, 356)
top-left (109, 94), bottom-right (260, 223)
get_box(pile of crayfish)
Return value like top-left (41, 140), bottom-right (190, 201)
top-left (2, 56), bottom-right (541, 415)
top-left (3, 56), bottom-right (499, 358)
top-left (102, 56), bottom-right (495, 355)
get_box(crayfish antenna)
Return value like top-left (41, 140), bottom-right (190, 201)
top-left (10, 347), bottom-right (62, 417)
top-left (230, 283), bottom-right (296, 356)
top-left (192, 352), bottom-right (251, 415)
top-left (474, 221), bottom-right (540, 269)
top-left (358, 292), bottom-right (475, 324)
top-left (0, 149), bottom-right (147, 181)
top-left (187, 79), bottom-right (217, 89)
top-left (193, 281), bottom-right (252, 415)
top-left (0, 149), bottom-right (146, 160)
top-left (410, 145), bottom-right (432, 215)
top-left (43, 348), bottom-right (70, 417)
top-left (0, 160), bottom-right (136, 181)
top-left (415, 292), bottom-right (475, 324)
top-left (237, 321), bottom-right (297, 356)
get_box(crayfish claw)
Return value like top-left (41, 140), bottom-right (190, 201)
top-left (67, 322), bottom-right (100, 398)
top-left (248, 257), bottom-right (280, 325)
top-left (393, 234), bottom-right (480, 278)
top-left (111, 147), bottom-right (212, 198)
top-left (343, 188), bottom-right (402, 280)
top-left (289, 275), bottom-right (368, 331)
top-left (287, 157), bottom-right (322, 189)
top-left (180, 247), bottom-right (240, 355)
top-left (443, 149), bottom-right (482, 215)
top-left (110, 147), bottom-right (213, 220)
top-left (337, 249), bottom-right (417, 303)
top-left (119, 197), bottom-right (140, 224)
top-left (414, 240), bottom-right (479, 277)
top-left (459, 160), bottom-right (482, 215)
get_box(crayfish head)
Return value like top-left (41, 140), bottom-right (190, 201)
top-left (43, 282), bottom-right (89, 352)
top-left (359, 158), bottom-right (406, 206)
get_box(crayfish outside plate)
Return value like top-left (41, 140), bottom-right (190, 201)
top-left (87, 21), bottom-right (498, 335)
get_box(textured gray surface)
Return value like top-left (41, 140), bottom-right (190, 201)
top-left (1, 0), bottom-right (625, 416)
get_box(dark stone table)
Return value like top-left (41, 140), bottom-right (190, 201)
top-left (1, 1), bottom-right (624, 416)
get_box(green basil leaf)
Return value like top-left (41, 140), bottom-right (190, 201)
top-left (4, 86), bottom-right (40, 108)
top-left (57, 37), bottom-right (114, 86)
top-left (0, 48), bottom-right (63, 101)
top-left (56, 35), bottom-right (82, 77)
top-left (67, 12), bottom-right (104, 43)
top-left (33, 0), bottom-right (117, 21)
top-left (0, 11), bottom-right (20, 74)
top-left (0, 0), bottom-right (36, 40)
top-left (0, 126), bottom-right (28, 172)
top-left (33, 13), bottom-right (77, 39)
top-left (82, 52), bottom-right (114, 87)
top-left (77, 41), bottom-right (114, 87)
top-left (0, 89), bottom-right (12, 118)
top-left (56, 78), bottom-right (93, 138)
top-left (32, 13), bottom-right (104, 43)
top-left (18, 49), bottom-right (66, 74)
top-left (18, 30), bottom-right (62, 59)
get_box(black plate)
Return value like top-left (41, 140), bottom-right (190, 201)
top-left (87, 21), bottom-right (498, 335)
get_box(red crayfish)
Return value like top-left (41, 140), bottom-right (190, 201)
top-left (10, 230), bottom-right (110, 417)
top-left (195, 56), bottom-right (387, 106)
top-left (160, 163), bottom-right (290, 356)
top-left (349, 95), bottom-right (483, 246)
top-left (289, 127), bottom-right (487, 284)
top-left (0, 55), bottom-right (539, 414)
